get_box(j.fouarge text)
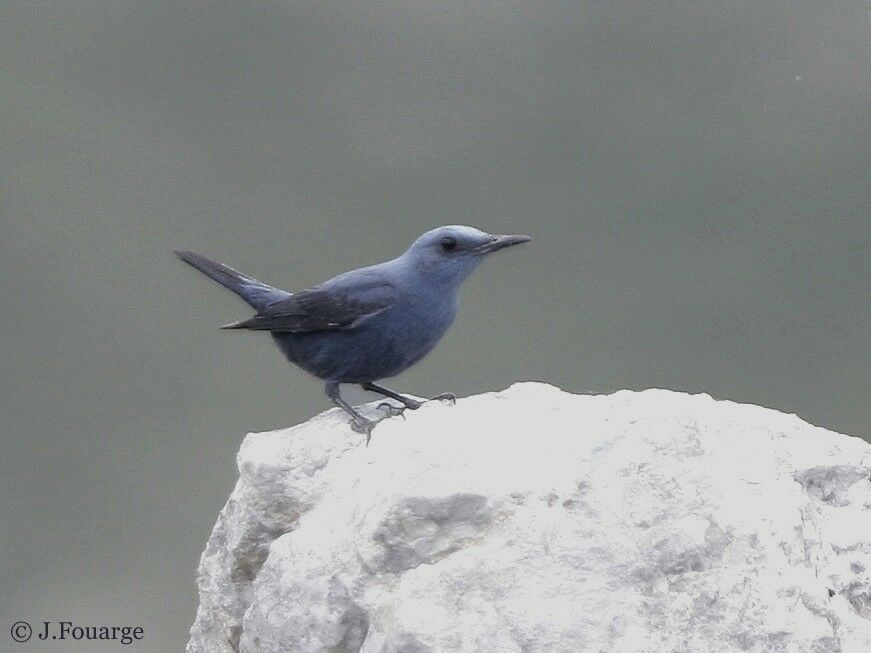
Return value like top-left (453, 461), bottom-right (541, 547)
top-left (38, 620), bottom-right (144, 645)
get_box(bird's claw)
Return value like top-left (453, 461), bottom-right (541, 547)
top-left (349, 416), bottom-right (379, 445)
top-left (351, 394), bottom-right (454, 445)
top-left (377, 402), bottom-right (408, 419)
top-left (353, 403), bottom-right (409, 446)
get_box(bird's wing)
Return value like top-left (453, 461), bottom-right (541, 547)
top-left (222, 277), bottom-right (397, 333)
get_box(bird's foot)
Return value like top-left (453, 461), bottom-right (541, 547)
top-left (376, 401), bottom-right (408, 419)
top-left (354, 395), bottom-right (455, 444)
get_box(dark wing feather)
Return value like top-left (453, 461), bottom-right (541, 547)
top-left (221, 281), bottom-right (396, 333)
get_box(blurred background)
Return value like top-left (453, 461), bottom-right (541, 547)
top-left (2, 1), bottom-right (869, 650)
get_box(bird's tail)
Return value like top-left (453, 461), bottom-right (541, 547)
top-left (174, 250), bottom-right (290, 311)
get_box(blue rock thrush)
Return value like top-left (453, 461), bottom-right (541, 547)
top-left (176, 225), bottom-right (531, 441)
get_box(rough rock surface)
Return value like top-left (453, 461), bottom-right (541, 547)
top-left (187, 383), bottom-right (871, 652)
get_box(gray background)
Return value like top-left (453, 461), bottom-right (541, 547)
top-left (2, 2), bottom-right (869, 650)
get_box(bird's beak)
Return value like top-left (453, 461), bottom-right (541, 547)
top-left (475, 234), bottom-right (532, 254)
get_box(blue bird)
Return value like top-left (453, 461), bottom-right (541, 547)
top-left (176, 226), bottom-right (530, 441)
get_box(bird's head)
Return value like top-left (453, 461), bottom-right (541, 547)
top-left (402, 225), bottom-right (531, 287)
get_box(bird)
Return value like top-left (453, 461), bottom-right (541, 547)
top-left (175, 225), bottom-right (531, 442)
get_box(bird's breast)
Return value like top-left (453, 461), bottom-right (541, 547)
top-left (396, 289), bottom-right (458, 343)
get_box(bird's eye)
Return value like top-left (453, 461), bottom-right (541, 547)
top-left (440, 236), bottom-right (458, 252)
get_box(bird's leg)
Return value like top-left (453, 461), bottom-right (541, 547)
top-left (362, 382), bottom-right (457, 412)
top-left (325, 381), bottom-right (379, 444)
top-left (361, 382), bottom-right (424, 410)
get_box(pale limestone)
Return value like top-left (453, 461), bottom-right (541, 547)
top-left (187, 384), bottom-right (871, 652)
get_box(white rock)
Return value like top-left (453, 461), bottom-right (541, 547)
top-left (187, 383), bottom-right (871, 652)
